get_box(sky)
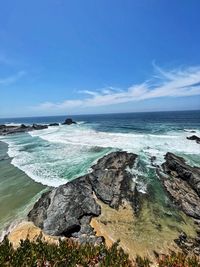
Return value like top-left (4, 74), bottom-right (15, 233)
top-left (0, 0), bottom-right (200, 118)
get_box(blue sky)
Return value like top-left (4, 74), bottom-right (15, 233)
top-left (0, 0), bottom-right (200, 117)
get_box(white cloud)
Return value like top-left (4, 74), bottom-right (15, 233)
top-left (33, 65), bottom-right (200, 112)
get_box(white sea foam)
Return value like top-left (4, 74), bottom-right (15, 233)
top-left (30, 124), bottom-right (200, 158)
top-left (2, 123), bottom-right (200, 188)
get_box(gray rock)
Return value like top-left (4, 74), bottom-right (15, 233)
top-left (28, 176), bottom-right (100, 236)
top-left (157, 152), bottom-right (200, 219)
top-left (163, 153), bottom-right (200, 197)
top-left (28, 151), bottom-right (139, 243)
top-left (0, 124), bottom-right (48, 136)
top-left (89, 151), bottom-right (138, 209)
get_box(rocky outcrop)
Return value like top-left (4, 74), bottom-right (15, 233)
top-left (28, 151), bottom-right (138, 244)
top-left (0, 124), bottom-right (48, 135)
top-left (157, 153), bottom-right (200, 219)
top-left (62, 118), bottom-right (76, 125)
top-left (32, 124), bottom-right (48, 130)
top-left (89, 152), bottom-right (138, 210)
top-left (187, 135), bottom-right (200, 144)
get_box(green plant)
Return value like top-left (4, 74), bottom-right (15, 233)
top-left (0, 236), bottom-right (133, 267)
top-left (157, 252), bottom-right (200, 267)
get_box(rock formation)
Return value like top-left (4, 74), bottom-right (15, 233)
top-left (187, 135), bottom-right (200, 144)
top-left (157, 152), bottom-right (200, 255)
top-left (28, 151), bottom-right (138, 244)
top-left (62, 118), bottom-right (76, 125)
top-left (0, 124), bottom-right (48, 135)
top-left (158, 152), bottom-right (200, 219)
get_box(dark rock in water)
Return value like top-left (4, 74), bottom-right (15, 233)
top-left (157, 152), bottom-right (200, 219)
top-left (0, 123), bottom-right (48, 136)
top-left (62, 118), bottom-right (76, 125)
top-left (32, 124), bottom-right (48, 130)
top-left (150, 156), bottom-right (158, 167)
top-left (187, 135), bottom-right (200, 144)
top-left (20, 124), bottom-right (28, 129)
top-left (49, 123), bottom-right (59, 126)
top-left (28, 151), bottom-right (139, 242)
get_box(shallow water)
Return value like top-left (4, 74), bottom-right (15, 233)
top-left (0, 141), bottom-right (45, 237)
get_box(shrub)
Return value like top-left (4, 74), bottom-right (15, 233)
top-left (0, 236), bottom-right (132, 267)
top-left (0, 236), bottom-right (200, 267)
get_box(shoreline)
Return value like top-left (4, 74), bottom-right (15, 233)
top-left (0, 141), bottom-right (46, 240)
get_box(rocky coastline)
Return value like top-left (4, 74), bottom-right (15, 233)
top-left (23, 150), bottom-right (200, 259)
top-left (0, 117), bottom-right (76, 136)
top-left (1, 123), bottom-right (200, 261)
top-left (157, 153), bottom-right (200, 255)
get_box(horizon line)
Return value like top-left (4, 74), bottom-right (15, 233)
top-left (0, 108), bottom-right (200, 120)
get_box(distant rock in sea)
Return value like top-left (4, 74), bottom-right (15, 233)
top-left (187, 135), bottom-right (200, 144)
top-left (62, 118), bottom-right (76, 125)
top-left (0, 124), bottom-right (48, 135)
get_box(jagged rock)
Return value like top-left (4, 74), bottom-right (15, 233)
top-left (62, 118), bottom-right (76, 125)
top-left (32, 124), bottom-right (48, 130)
top-left (28, 176), bottom-right (100, 236)
top-left (28, 151), bottom-right (139, 243)
top-left (162, 153), bottom-right (200, 197)
top-left (187, 135), bottom-right (200, 144)
top-left (89, 151), bottom-right (138, 209)
top-left (157, 152), bottom-right (200, 219)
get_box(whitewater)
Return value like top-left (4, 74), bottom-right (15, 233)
top-left (1, 120), bottom-right (200, 188)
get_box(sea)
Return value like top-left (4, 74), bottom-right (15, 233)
top-left (0, 110), bottom-right (200, 242)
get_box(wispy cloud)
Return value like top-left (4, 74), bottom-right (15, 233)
top-left (0, 71), bottom-right (26, 86)
top-left (33, 65), bottom-right (200, 112)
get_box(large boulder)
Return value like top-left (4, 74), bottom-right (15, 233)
top-left (89, 151), bottom-right (138, 209)
top-left (62, 118), bottom-right (76, 125)
top-left (28, 151), bottom-right (139, 240)
top-left (187, 135), bottom-right (200, 144)
top-left (28, 176), bottom-right (100, 237)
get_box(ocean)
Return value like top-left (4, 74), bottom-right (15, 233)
top-left (0, 110), bottom-right (200, 240)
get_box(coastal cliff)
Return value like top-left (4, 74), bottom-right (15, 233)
top-left (24, 151), bottom-right (199, 260)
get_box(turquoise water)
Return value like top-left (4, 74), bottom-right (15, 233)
top-left (0, 111), bottom-right (200, 236)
